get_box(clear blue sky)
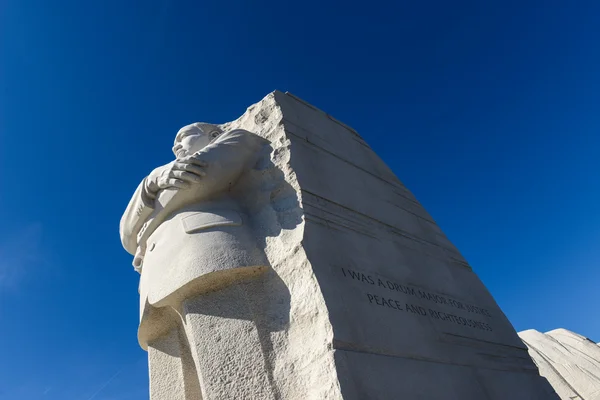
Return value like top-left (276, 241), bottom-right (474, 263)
top-left (1, 0), bottom-right (599, 398)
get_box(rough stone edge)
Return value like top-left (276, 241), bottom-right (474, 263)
top-left (223, 91), bottom-right (343, 400)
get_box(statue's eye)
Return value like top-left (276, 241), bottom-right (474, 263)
top-left (210, 131), bottom-right (220, 139)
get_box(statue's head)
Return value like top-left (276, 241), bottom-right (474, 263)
top-left (172, 122), bottom-right (222, 159)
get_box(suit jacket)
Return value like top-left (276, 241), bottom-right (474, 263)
top-left (120, 129), bottom-right (270, 347)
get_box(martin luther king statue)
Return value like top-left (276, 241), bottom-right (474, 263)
top-left (119, 92), bottom-right (558, 400)
top-left (120, 122), bottom-right (276, 400)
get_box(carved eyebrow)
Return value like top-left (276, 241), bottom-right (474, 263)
top-left (175, 129), bottom-right (199, 143)
top-left (180, 130), bottom-right (194, 138)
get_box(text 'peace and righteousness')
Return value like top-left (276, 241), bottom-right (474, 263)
top-left (340, 267), bottom-right (494, 332)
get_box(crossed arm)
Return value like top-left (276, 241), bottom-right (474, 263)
top-left (119, 129), bottom-right (268, 256)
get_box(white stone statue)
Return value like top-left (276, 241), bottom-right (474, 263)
top-left (120, 92), bottom-right (557, 400)
top-left (120, 123), bottom-right (274, 399)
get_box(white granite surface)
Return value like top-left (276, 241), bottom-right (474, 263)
top-left (519, 328), bottom-right (600, 400)
top-left (120, 91), bottom-right (559, 399)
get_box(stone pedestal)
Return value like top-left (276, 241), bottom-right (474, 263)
top-left (132, 91), bottom-right (559, 399)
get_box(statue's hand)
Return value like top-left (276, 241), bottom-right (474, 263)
top-left (146, 156), bottom-right (207, 195)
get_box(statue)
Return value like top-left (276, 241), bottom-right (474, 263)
top-left (119, 92), bottom-right (559, 400)
top-left (120, 123), bottom-right (275, 399)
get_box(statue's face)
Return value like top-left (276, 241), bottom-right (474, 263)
top-left (172, 123), bottom-right (221, 159)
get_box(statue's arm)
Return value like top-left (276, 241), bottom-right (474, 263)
top-left (120, 130), bottom-right (267, 254)
top-left (119, 178), bottom-right (155, 255)
top-left (194, 129), bottom-right (268, 195)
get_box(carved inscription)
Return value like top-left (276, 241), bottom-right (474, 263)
top-left (341, 267), bottom-right (494, 332)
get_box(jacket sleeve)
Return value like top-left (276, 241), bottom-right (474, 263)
top-left (119, 178), bottom-right (155, 255)
top-left (191, 129), bottom-right (269, 196)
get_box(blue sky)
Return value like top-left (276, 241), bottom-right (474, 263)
top-left (1, 0), bottom-right (599, 398)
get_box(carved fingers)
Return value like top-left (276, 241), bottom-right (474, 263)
top-left (154, 157), bottom-right (208, 190)
top-left (177, 155), bottom-right (207, 168)
top-left (172, 161), bottom-right (206, 178)
top-left (171, 170), bottom-right (200, 184)
top-left (157, 176), bottom-right (190, 190)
